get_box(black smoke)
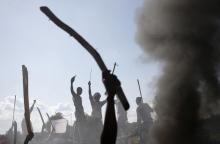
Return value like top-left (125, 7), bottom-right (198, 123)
top-left (136, 0), bottom-right (220, 144)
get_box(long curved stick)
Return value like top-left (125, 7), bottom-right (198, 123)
top-left (40, 6), bottom-right (129, 110)
top-left (40, 7), bottom-right (106, 71)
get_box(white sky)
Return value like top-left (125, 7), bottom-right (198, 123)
top-left (0, 0), bottom-right (161, 134)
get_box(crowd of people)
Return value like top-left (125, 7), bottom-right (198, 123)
top-left (2, 74), bottom-right (154, 144)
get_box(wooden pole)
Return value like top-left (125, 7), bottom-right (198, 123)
top-left (137, 79), bottom-right (143, 100)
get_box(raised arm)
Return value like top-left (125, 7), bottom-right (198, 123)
top-left (29, 100), bottom-right (36, 114)
top-left (70, 76), bottom-right (77, 98)
top-left (100, 99), bottom-right (107, 107)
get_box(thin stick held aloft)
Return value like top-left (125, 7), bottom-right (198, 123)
top-left (40, 6), bottom-right (129, 111)
top-left (137, 79), bottom-right (143, 99)
top-left (13, 121), bottom-right (17, 144)
top-left (46, 113), bottom-right (50, 120)
top-left (37, 107), bottom-right (46, 133)
top-left (89, 68), bottom-right (92, 82)
top-left (112, 62), bottom-right (118, 74)
top-left (12, 95), bottom-right (16, 122)
top-left (12, 95), bottom-right (17, 144)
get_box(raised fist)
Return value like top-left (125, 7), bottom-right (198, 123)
top-left (71, 76), bottom-right (76, 83)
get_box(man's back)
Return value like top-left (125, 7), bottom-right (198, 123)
top-left (137, 103), bottom-right (153, 123)
top-left (72, 95), bottom-right (85, 122)
top-left (73, 96), bottom-right (83, 110)
top-left (116, 100), bottom-right (128, 126)
top-left (91, 101), bottom-right (103, 119)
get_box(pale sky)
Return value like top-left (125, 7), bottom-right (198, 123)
top-left (0, 0), bottom-right (161, 134)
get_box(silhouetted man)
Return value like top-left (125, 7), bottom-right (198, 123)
top-left (136, 97), bottom-right (153, 144)
top-left (21, 100), bottom-right (36, 136)
top-left (88, 81), bottom-right (106, 121)
top-left (71, 76), bottom-right (88, 144)
top-left (70, 76), bottom-right (85, 122)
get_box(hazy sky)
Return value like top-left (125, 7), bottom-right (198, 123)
top-left (0, 0), bottom-right (161, 133)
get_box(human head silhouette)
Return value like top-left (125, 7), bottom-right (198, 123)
top-left (93, 92), bottom-right (101, 102)
top-left (136, 97), bottom-right (143, 105)
top-left (77, 87), bottom-right (82, 95)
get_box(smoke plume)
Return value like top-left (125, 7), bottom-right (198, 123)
top-left (136, 0), bottom-right (220, 144)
